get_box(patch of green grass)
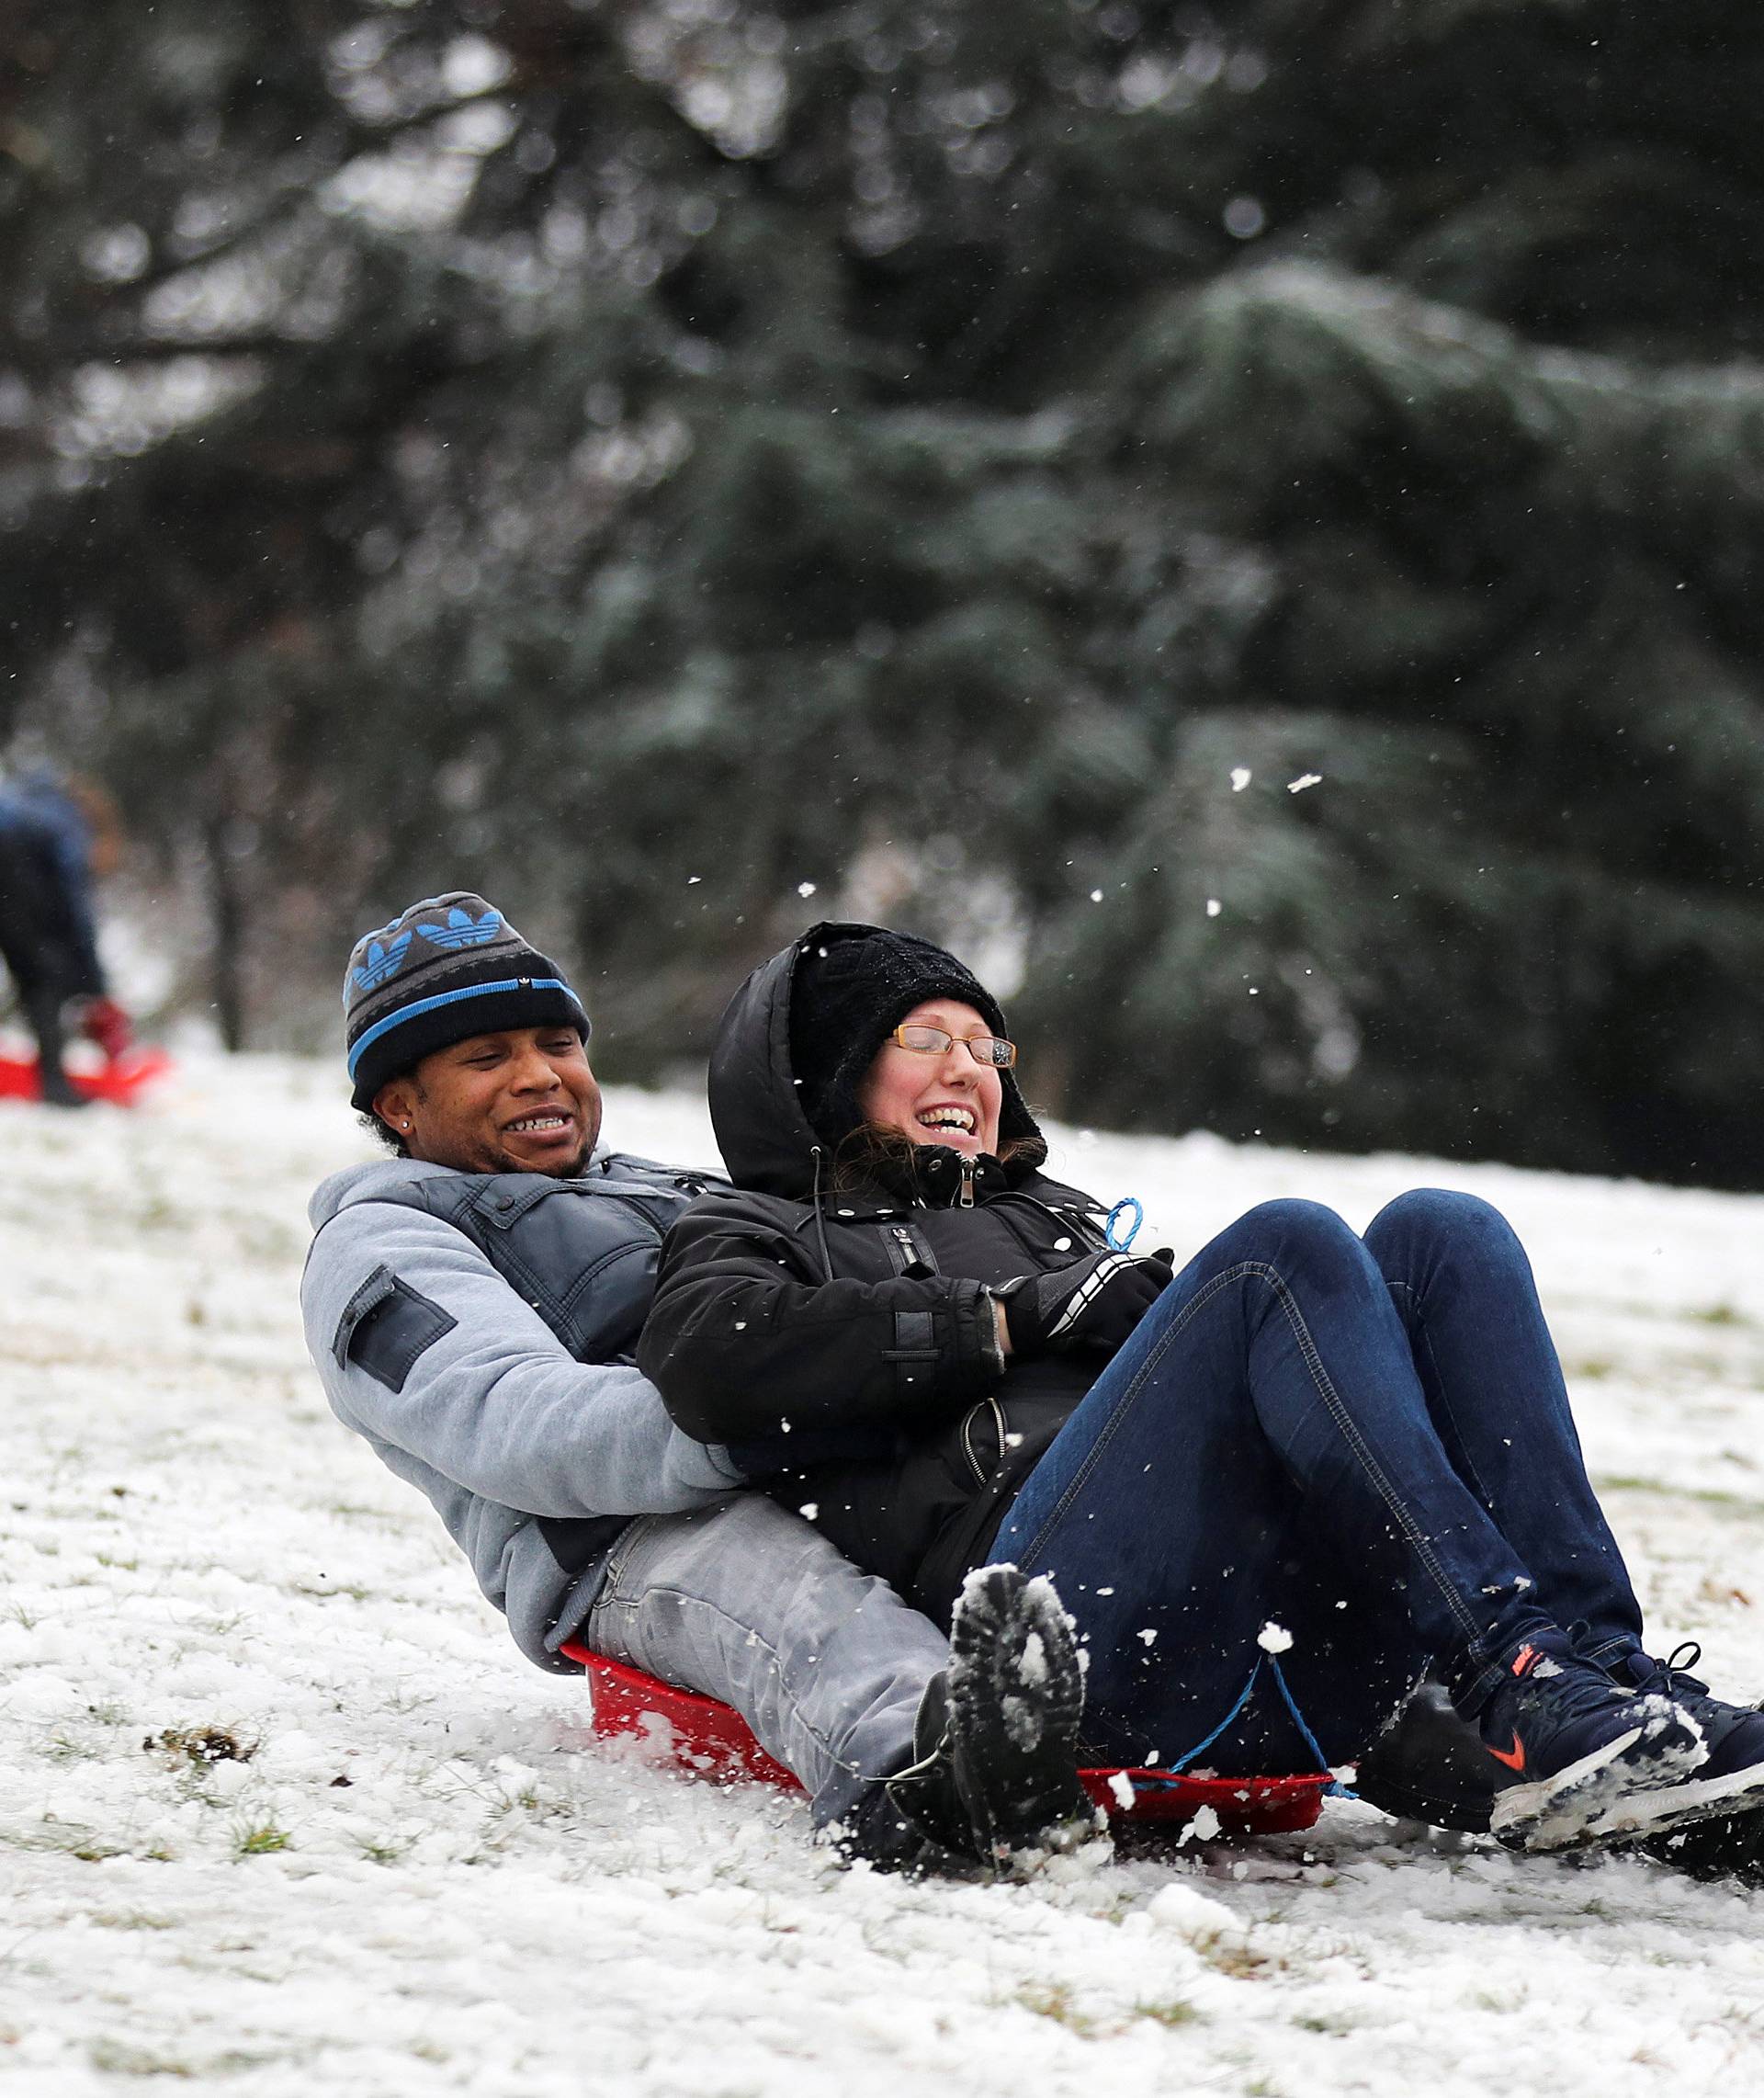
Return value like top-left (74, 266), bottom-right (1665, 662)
top-left (231, 1819), bottom-right (292, 1858)
top-left (70, 1835), bottom-right (130, 1863)
top-left (87, 2039), bottom-right (197, 2079)
top-left (1015, 1982), bottom-right (1098, 2036)
top-left (1594, 1475), bottom-right (1764, 1515)
top-left (355, 1834), bottom-right (413, 1866)
top-left (1692, 1302), bottom-right (1748, 1328)
top-left (291, 1579), bottom-right (373, 1602)
top-left (91, 1911), bottom-right (176, 1932)
top-left (89, 2038), bottom-right (278, 2079)
top-left (1193, 1930), bottom-right (1273, 1980)
top-left (38, 1726), bottom-right (97, 1764)
top-left (1134, 1995), bottom-right (1203, 2028)
top-left (0, 1821), bottom-right (128, 1862)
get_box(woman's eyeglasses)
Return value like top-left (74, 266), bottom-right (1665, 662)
top-left (888, 1024), bottom-right (1017, 1069)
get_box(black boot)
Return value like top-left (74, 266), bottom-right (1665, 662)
top-left (23, 987), bottom-right (85, 1107)
top-left (945, 1564), bottom-right (1102, 1866)
top-left (838, 1673), bottom-right (978, 1877)
top-left (839, 1566), bottom-right (1102, 1876)
top-left (1353, 1678), bottom-right (1508, 1833)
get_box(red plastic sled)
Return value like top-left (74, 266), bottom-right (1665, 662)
top-left (0, 1045), bottom-right (172, 1106)
top-left (560, 1643), bottom-right (1328, 1836)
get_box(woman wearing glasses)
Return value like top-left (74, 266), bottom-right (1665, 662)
top-left (638, 922), bottom-right (1764, 1861)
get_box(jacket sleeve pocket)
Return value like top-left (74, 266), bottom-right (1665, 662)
top-left (332, 1264), bottom-right (458, 1394)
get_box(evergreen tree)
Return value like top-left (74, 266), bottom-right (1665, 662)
top-left (6, 0), bottom-right (1764, 1183)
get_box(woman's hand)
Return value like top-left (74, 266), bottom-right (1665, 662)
top-left (995, 1249), bottom-right (1174, 1358)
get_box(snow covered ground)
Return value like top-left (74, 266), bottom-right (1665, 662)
top-left (3, 1055), bottom-right (1762, 2096)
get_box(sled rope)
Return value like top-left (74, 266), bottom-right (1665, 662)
top-left (1169, 1652), bottom-right (1355, 1799)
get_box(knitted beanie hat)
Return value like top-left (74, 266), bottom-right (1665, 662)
top-left (787, 923), bottom-right (1035, 1152)
top-left (343, 891), bottom-right (587, 1111)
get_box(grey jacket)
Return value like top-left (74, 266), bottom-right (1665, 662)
top-left (301, 1151), bottom-right (746, 1670)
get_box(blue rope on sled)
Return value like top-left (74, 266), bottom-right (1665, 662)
top-left (1166, 1653), bottom-right (1357, 1800)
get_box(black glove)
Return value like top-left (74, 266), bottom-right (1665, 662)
top-left (997, 1248), bottom-right (1174, 1358)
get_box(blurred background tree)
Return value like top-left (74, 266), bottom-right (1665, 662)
top-left (6, 0), bottom-right (1764, 1184)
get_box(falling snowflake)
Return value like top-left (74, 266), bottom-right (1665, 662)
top-left (1205, 898), bottom-right (1221, 917)
top-left (1230, 767), bottom-right (1252, 792)
top-left (1286, 774), bottom-right (1323, 794)
top-left (797, 881), bottom-right (817, 898)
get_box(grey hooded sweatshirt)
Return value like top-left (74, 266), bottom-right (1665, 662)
top-left (301, 1152), bottom-right (745, 1669)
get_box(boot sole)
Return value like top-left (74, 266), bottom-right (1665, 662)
top-left (947, 1564), bottom-right (1099, 1863)
top-left (1580, 1753), bottom-right (1764, 1846)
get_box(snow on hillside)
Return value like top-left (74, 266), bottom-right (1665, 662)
top-left (2, 1056), bottom-right (1762, 2096)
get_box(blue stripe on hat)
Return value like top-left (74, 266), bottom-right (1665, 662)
top-left (346, 977), bottom-right (588, 1080)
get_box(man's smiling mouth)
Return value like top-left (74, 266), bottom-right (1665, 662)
top-left (505, 1113), bottom-right (572, 1135)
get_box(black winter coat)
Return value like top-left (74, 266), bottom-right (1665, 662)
top-left (638, 923), bottom-right (1130, 1624)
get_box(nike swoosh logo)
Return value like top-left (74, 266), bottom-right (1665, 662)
top-left (1487, 1731), bottom-right (1527, 1773)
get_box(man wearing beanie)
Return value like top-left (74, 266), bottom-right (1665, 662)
top-left (300, 893), bottom-right (1098, 1875)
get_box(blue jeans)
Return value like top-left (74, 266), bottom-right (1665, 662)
top-left (994, 1192), bottom-right (1643, 1775)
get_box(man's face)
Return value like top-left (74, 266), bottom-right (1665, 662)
top-left (373, 1025), bottom-right (601, 1176)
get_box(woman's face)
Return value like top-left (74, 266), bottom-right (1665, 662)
top-left (855, 999), bottom-right (1004, 1158)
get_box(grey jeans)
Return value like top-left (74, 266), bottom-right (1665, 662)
top-left (583, 1495), bottom-right (950, 1828)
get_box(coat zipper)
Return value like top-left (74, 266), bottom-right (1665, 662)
top-left (884, 1224), bottom-right (935, 1275)
top-left (960, 1394), bottom-right (1008, 1484)
top-left (958, 1155), bottom-right (976, 1208)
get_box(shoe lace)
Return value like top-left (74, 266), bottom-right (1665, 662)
top-left (1634, 1641), bottom-right (1708, 1697)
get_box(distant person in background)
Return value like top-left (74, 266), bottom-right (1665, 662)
top-left (0, 771), bottom-right (130, 1107)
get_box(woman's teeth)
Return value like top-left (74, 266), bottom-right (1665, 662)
top-left (918, 1107), bottom-right (975, 1134)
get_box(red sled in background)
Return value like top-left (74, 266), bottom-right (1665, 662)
top-left (560, 1642), bottom-right (1328, 1837)
top-left (0, 1044), bottom-right (172, 1106)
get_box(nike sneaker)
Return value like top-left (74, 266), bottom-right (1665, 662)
top-left (1481, 1631), bottom-right (1707, 1851)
